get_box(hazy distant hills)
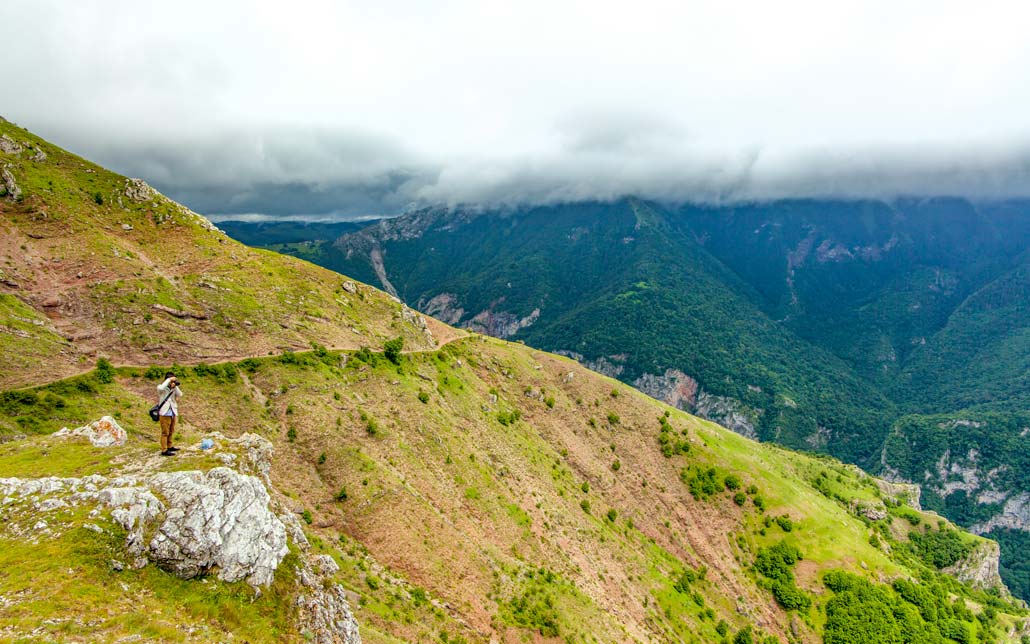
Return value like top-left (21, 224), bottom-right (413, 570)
top-left (230, 195), bottom-right (1030, 598)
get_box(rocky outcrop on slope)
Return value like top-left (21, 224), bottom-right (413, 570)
top-left (694, 391), bottom-right (760, 439)
top-left (633, 369), bottom-right (699, 411)
top-left (943, 540), bottom-right (1006, 592)
top-left (971, 493), bottom-right (1030, 534)
top-left (0, 427), bottom-right (361, 642)
top-left (53, 415), bottom-right (127, 447)
top-left (467, 307), bottom-right (540, 338)
top-left (145, 467), bottom-right (289, 585)
top-left (124, 177), bottom-right (156, 202)
top-left (1, 165), bottom-right (20, 200)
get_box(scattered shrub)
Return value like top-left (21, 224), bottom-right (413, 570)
top-left (286, 427), bottom-right (297, 442)
top-left (681, 466), bottom-right (722, 501)
top-left (334, 487), bottom-right (348, 501)
top-left (383, 337), bottom-right (404, 364)
top-left (94, 358), bottom-right (115, 384)
top-left (418, 391), bottom-right (430, 404)
top-left (302, 509), bottom-right (313, 524)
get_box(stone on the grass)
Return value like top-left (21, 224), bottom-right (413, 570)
top-left (54, 416), bottom-right (127, 447)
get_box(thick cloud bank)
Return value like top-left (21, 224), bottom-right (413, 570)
top-left (3, 0), bottom-right (1030, 218)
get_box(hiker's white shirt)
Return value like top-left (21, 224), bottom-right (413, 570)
top-left (156, 378), bottom-right (183, 417)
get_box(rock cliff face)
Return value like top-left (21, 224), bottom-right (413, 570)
top-left (0, 427), bottom-right (361, 643)
top-left (694, 391), bottom-right (760, 440)
top-left (972, 493), bottom-right (1030, 534)
top-left (943, 540), bottom-right (1006, 592)
top-left (633, 369), bottom-right (699, 411)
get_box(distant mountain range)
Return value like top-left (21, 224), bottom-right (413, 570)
top-left (228, 196), bottom-right (1030, 599)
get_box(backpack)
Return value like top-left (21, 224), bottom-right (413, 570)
top-left (149, 389), bottom-right (176, 422)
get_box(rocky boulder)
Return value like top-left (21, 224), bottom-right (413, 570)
top-left (0, 134), bottom-right (23, 155)
top-left (296, 554), bottom-right (363, 644)
top-left (146, 468), bottom-right (288, 586)
top-left (53, 416), bottom-right (127, 447)
top-left (124, 177), bottom-right (156, 202)
top-left (850, 499), bottom-right (888, 521)
top-left (1, 164), bottom-right (20, 200)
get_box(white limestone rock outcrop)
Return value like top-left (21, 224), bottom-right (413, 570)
top-left (296, 554), bottom-right (362, 644)
top-left (124, 177), bottom-right (156, 202)
top-left (146, 467), bottom-right (288, 586)
top-left (53, 416), bottom-right (127, 447)
top-left (0, 431), bottom-right (362, 642)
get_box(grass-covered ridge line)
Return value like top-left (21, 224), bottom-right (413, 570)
top-left (1, 340), bottom-right (1026, 642)
top-left (0, 116), bottom-right (449, 391)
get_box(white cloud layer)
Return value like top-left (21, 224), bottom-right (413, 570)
top-left (3, 0), bottom-right (1030, 216)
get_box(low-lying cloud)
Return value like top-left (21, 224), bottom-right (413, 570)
top-left (4, 0), bottom-right (1030, 219)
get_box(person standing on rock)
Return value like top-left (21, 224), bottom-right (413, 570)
top-left (157, 372), bottom-right (183, 456)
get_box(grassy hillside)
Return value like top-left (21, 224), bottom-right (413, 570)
top-left (325, 199), bottom-right (895, 469)
top-left (1, 120), bottom-right (1027, 643)
top-left (2, 346), bottom-right (1026, 642)
top-left (0, 116), bottom-right (446, 390)
top-left (306, 196), bottom-right (1030, 601)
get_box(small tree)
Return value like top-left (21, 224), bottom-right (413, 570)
top-left (383, 337), bottom-right (404, 364)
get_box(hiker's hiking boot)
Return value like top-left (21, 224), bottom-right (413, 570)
top-left (167, 446), bottom-right (180, 452)
top-left (160, 449), bottom-right (175, 457)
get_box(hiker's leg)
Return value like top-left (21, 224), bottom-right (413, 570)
top-left (168, 416), bottom-right (177, 448)
top-left (159, 416), bottom-right (171, 451)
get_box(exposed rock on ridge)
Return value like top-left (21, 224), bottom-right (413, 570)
top-left (0, 429), bottom-right (361, 643)
top-left (943, 540), bottom-right (1006, 592)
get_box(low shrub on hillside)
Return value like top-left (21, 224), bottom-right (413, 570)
top-left (909, 527), bottom-right (973, 569)
top-left (383, 337), bottom-right (404, 365)
top-left (681, 466), bottom-right (722, 501)
top-left (754, 540), bottom-right (810, 611)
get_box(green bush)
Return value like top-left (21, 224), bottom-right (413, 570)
top-left (94, 358), bottom-right (115, 384)
top-left (909, 528), bottom-right (973, 569)
top-left (606, 508), bottom-right (618, 522)
top-left (302, 509), bottom-right (313, 524)
top-left (417, 391), bottom-right (430, 404)
top-left (334, 487), bottom-right (348, 501)
top-left (724, 474), bottom-right (742, 491)
top-left (733, 626), bottom-right (754, 644)
top-left (681, 466), bottom-right (721, 501)
top-left (383, 337), bottom-right (404, 364)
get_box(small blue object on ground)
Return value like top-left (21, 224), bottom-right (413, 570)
top-left (200, 438), bottom-right (214, 450)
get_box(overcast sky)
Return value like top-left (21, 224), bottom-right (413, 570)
top-left (3, 0), bottom-right (1030, 219)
